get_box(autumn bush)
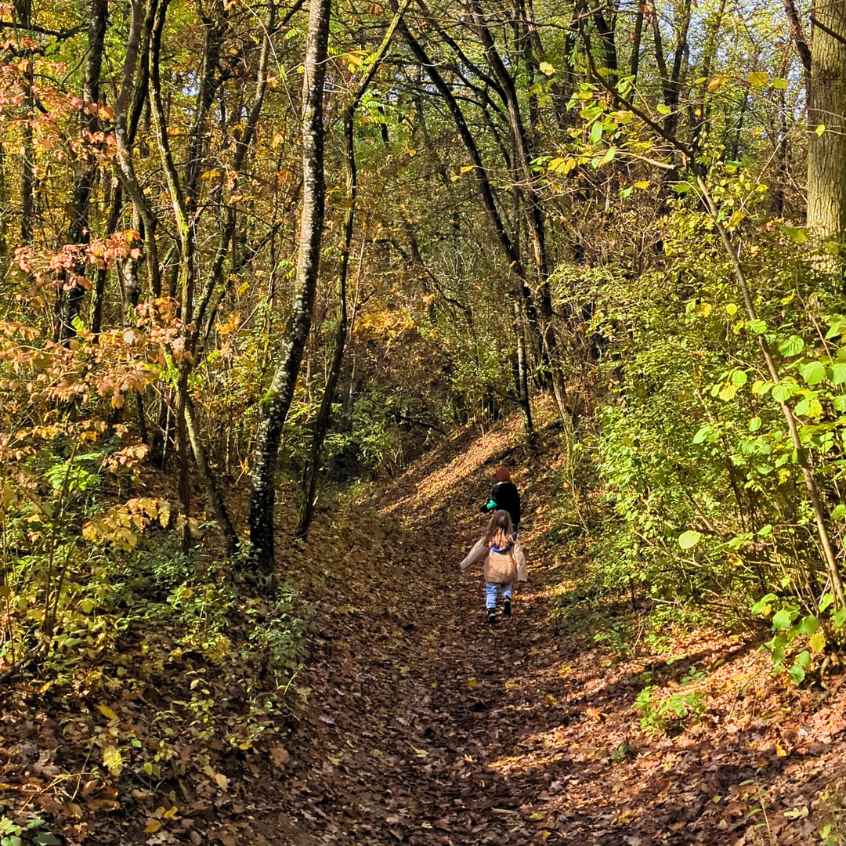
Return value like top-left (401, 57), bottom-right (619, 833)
top-left (549, 170), bottom-right (846, 682)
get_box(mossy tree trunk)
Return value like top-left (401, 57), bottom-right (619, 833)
top-left (248, 0), bottom-right (331, 571)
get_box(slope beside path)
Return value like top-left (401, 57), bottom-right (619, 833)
top-left (255, 411), bottom-right (846, 846)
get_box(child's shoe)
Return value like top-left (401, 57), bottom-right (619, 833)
top-left (503, 597), bottom-right (512, 618)
top-left (486, 608), bottom-right (497, 625)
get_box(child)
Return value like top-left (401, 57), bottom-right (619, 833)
top-left (480, 467), bottom-right (520, 531)
top-left (461, 509), bottom-right (525, 624)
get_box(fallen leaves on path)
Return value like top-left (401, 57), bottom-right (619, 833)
top-left (262, 405), bottom-right (846, 845)
top-left (5, 403), bottom-right (846, 844)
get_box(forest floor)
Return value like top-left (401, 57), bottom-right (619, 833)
top-left (5, 408), bottom-right (846, 845)
top-left (252, 408), bottom-right (846, 846)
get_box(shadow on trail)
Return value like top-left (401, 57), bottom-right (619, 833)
top-left (260, 409), bottom-right (846, 845)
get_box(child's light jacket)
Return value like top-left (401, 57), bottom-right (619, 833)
top-left (460, 535), bottom-right (528, 582)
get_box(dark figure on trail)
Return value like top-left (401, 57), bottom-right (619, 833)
top-left (460, 509), bottom-right (526, 625)
top-left (480, 466), bottom-right (520, 531)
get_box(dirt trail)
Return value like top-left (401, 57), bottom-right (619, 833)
top-left (258, 415), bottom-right (846, 846)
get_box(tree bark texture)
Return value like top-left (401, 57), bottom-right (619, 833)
top-left (248, 0), bottom-right (331, 571)
top-left (807, 0), bottom-right (846, 254)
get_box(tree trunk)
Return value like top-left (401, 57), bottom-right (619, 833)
top-left (630, 3), bottom-right (644, 84)
top-left (297, 0), bottom-right (410, 539)
top-left (784, 0), bottom-right (812, 93)
top-left (149, 0), bottom-right (197, 551)
top-left (56, 0), bottom-right (108, 341)
top-left (91, 0), bottom-right (146, 335)
top-left (592, 2), bottom-right (618, 80)
top-left (14, 0), bottom-right (35, 245)
top-left (467, 0), bottom-right (569, 422)
top-left (513, 300), bottom-right (535, 441)
top-left (0, 143), bottom-right (7, 274)
top-left (185, 398), bottom-right (237, 554)
top-left (248, 0), bottom-right (331, 572)
top-left (807, 0), bottom-right (846, 257)
top-left (113, 0), bottom-right (162, 299)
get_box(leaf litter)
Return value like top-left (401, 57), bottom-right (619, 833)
top-left (4, 402), bottom-right (846, 844)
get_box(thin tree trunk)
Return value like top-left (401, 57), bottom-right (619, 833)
top-left (630, 3), bottom-right (644, 84)
top-left (149, 0), bottom-right (197, 551)
top-left (554, 3), bottom-right (581, 130)
top-left (14, 0), bottom-right (35, 244)
top-left (185, 4), bottom-right (225, 204)
top-left (248, 0), bottom-right (332, 572)
top-left (0, 143), bottom-right (7, 274)
top-left (467, 0), bottom-right (569, 422)
top-left (592, 2), bottom-right (618, 80)
top-left (113, 0), bottom-right (161, 298)
top-left (514, 300), bottom-right (534, 441)
top-left (784, 0), bottom-right (812, 93)
top-left (690, 0), bottom-right (726, 158)
top-left (296, 0), bottom-right (411, 539)
top-left (185, 398), bottom-right (237, 553)
top-left (56, 0), bottom-right (108, 341)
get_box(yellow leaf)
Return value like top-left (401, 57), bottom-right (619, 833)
top-left (144, 819), bottom-right (161, 834)
top-left (748, 71), bottom-right (768, 89)
top-left (214, 772), bottom-right (229, 790)
top-left (707, 76), bottom-right (724, 93)
top-left (817, 123), bottom-right (827, 136)
top-left (809, 628), bottom-right (826, 654)
top-left (539, 61), bottom-right (556, 77)
top-left (97, 704), bottom-right (118, 722)
top-left (158, 501), bottom-right (171, 528)
top-left (102, 744), bottom-right (123, 777)
top-left (466, 677), bottom-right (479, 689)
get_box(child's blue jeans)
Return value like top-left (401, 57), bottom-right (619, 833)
top-left (485, 582), bottom-right (513, 609)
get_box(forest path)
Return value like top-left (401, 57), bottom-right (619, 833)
top-left (257, 414), bottom-right (842, 846)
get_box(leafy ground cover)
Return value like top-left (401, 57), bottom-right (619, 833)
top-left (4, 407), bottom-right (846, 845)
top-left (258, 408), bottom-right (846, 845)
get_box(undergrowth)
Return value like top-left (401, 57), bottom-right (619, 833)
top-left (0, 533), bottom-right (307, 844)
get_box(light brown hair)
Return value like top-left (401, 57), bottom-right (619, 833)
top-left (485, 509), bottom-right (513, 548)
top-left (493, 467), bottom-right (511, 483)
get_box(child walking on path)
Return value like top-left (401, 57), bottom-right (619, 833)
top-left (460, 510), bottom-right (527, 624)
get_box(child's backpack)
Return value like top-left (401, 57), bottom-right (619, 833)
top-left (484, 547), bottom-right (518, 584)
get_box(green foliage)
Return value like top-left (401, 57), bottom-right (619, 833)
top-left (751, 589), bottom-right (846, 684)
top-left (0, 816), bottom-right (60, 846)
top-left (563, 174), bottom-right (846, 633)
top-left (635, 673), bottom-right (706, 735)
top-left (247, 583), bottom-right (306, 686)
